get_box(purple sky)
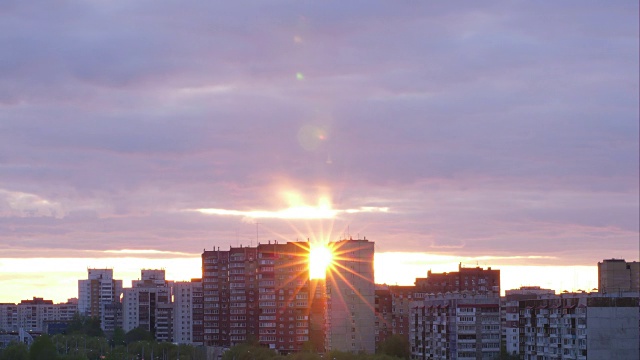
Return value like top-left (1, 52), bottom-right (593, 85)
top-left (1, 0), bottom-right (638, 284)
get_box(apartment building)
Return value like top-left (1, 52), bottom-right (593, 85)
top-left (0, 304), bottom-right (18, 332)
top-left (78, 268), bottom-right (123, 330)
top-left (505, 291), bottom-right (639, 360)
top-left (201, 241), bottom-right (316, 353)
top-left (325, 239), bottom-right (375, 353)
top-left (598, 258), bottom-right (640, 293)
top-left (415, 264), bottom-right (500, 294)
top-left (122, 269), bottom-right (173, 341)
top-left (173, 279), bottom-right (204, 345)
top-left (0, 297), bottom-right (78, 332)
top-left (410, 292), bottom-right (501, 360)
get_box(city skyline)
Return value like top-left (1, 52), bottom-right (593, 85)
top-left (1, 2), bottom-right (638, 304)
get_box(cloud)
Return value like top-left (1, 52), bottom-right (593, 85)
top-left (0, 0), bottom-right (637, 302)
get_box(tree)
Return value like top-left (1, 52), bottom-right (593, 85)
top-left (0, 341), bottom-right (29, 360)
top-left (30, 334), bottom-right (58, 360)
top-left (124, 327), bottom-right (154, 344)
top-left (376, 335), bottom-right (410, 359)
top-left (110, 327), bottom-right (126, 347)
top-left (66, 314), bottom-right (104, 338)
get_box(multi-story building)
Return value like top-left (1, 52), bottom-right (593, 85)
top-left (410, 292), bottom-right (501, 360)
top-left (415, 264), bottom-right (500, 295)
top-left (173, 279), bottom-right (204, 345)
top-left (375, 284), bottom-right (428, 350)
top-left (308, 279), bottom-right (326, 353)
top-left (0, 304), bottom-right (18, 332)
top-left (375, 286), bottom-right (393, 345)
top-left (505, 291), bottom-right (639, 360)
top-left (78, 268), bottom-right (123, 329)
top-left (202, 241), bottom-right (316, 353)
top-left (325, 238), bottom-right (375, 353)
top-left (13, 298), bottom-right (77, 332)
top-left (503, 286), bottom-right (556, 354)
top-left (598, 258), bottom-right (640, 293)
top-left (122, 269), bottom-right (173, 341)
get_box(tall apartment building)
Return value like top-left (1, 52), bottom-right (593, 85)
top-left (78, 269), bottom-right (123, 324)
top-left (202, 241), bottom-right (316, 353)
top-left (122, 269), bottom-right (173, 341)
top-left (173, 279), bottom-right (204, 345)
top-left (415, 264), bottom-right (500, 294)
top-left (409, 293), bottom-right (501, 360)
top-left (598, 258), bottom-right (640, 293)
top-left (325, 239), bottom-right (375, 353)
top-left (374, 285), bottom-right (417, 346)
top-left (504, 291), bottom-right (639, 360)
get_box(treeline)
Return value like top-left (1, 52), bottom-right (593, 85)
top-left (0, 314), bottom-right (205, 360)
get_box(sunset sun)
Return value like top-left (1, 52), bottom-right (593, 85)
top-left (309, 244), bottom-right (333, 279)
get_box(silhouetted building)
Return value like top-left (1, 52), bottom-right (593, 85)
top-left (415, 263), bottom-right (500, 294)
top-left (325, 238), bottom-right (375, 353)
top-left (598, 258), bottom-right (639, 293)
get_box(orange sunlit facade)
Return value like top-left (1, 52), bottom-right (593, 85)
top-left (201, 241), bottom-right (323, 353)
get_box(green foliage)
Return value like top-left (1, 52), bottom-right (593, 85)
top-left (0, 341), bottom-right (29, 360)
top-left (66, 314), bottom-right (104, 338)
top-left (29, 334), bottom-right (58, 360)
top-left (124, 327), bottom-right (154, 344)
top-left (376, 335), bottom-right (410, 359)
top-left (222, 343), bottom-right (281, 360)
top-left (109, 327), bottom-right (125, 347)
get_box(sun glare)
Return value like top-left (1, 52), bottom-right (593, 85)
top-left (309, 244), bottom-right (333, 279)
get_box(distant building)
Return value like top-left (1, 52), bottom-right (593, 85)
top-left (0, 297), bottom-right (78, 333)
top-left (374, 285), bottom-right (418, 348)
top-left (0, 304), bottom-right (18, 332)
top-left (122, 269), bottom-right (173, 341)
top-left (78, 268), bottom-right (123, 331)
top-left (415, 263), bottom-right (500, 294)
top-left (598, 258), bottom-right (639, 293)
top-left (325, 239), bottom-right (375, 353)
top-left (410, 292), bottom-right (501, 360)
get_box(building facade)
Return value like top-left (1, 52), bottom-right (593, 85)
top-left (201, 241), bottom-right (317, 353)
top-left (78, 268), bottom-right (123, 328)
top-left (415, 264), bottom-right (500, 295)
top-left (122, 269), bottom-right (173, 341)
top-left (173, 279), bottom-right (204, 345)
top-left (325, 239), bottom-right (375, 353)
top-left (598, 258), bottom-right (639, 293)
top-left (504, 291), bottom-right (639, 360)
top-left (410, 293), bottom-right (501, 360)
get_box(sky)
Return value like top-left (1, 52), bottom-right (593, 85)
top-left (0, 1), bottom-right (638, 303)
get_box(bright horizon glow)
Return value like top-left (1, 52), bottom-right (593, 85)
top-left (0, 252), bottom-right (606, 304)
top-left (308, 244), bottom-right (334, 279)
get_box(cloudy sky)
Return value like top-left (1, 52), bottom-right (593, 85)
top-left (1, 1), bottom-right (638, 302)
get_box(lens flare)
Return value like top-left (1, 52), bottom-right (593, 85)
top-left (309, 244), bottom-right (333, 279)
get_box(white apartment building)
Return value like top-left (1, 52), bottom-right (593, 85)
top-left (122, 269), bottom-right (173, 342)
top-left (325, 238), bottom-right (375, 353)
top-left (410, 292), bottom-right (501, 360)
top-left (78, 268), bottom-right (123, 323)
top-left (172, 280), bottom-right (203, 345)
